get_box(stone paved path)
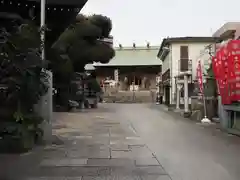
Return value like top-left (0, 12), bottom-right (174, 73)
top-left (2, 105), bottom-right (171, 180)
top-left (4, 103), bottom-right (240, 180)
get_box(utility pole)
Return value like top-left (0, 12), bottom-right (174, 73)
top-left (41, 0), bottom-right (46, 62)
top-left (40, 0), bottom-right (53, 141)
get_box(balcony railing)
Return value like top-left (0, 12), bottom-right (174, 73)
top-left (178, 58), bottom-right (192, 73)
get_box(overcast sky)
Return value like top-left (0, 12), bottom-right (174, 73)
top-left (82, 0), bottom-right (239, 46)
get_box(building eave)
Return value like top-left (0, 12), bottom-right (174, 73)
top-left (27, 0), bottom-right (88, 6)
top-left (0, 0), bottom-right (88, 45)
top-left (157, 36), bottom-right (221, 61)
top-left (158, 47), bottom-right (170, 62)
top-left (157, 38), bottom-right (169, 61)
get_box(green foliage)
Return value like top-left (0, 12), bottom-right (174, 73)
top-left (85, 73), bottom-right (102, 93)
top-left (89, 14), bottom-right (112, 38)
top-left (0, 21), bottom-right (48, 152)
top-left (14, 21), bottom-right (40, 49)
top-left (0, 22), bottom-right (48, 119)
top-left (51, 14), bottom-right (114, 106)
top-left (53, 14), bottom-right (115, 73)
top-left (204, 63), bottom-right (217, 97)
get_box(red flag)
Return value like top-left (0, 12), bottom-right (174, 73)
top-left (196, 60), bottom-right (203, 94)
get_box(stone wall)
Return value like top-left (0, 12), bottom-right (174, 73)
top-left (190, 96), bottom-right (218, 121)
top-left (103, 90), bottom-right (156, 103)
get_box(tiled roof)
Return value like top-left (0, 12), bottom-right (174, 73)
top-left (94, 47), bottom-right (161, 67)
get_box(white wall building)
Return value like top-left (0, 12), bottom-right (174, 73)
top-left (157, 37), bottom-right (218, 110)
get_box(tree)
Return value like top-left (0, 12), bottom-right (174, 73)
top-left (0, 23), bottom-right (48, 117)
top-left (0, 22), bottom-right (49, 152)
top-left (53, 14), bottom-right (115, 73)
top-left (89, 15), bottom-right (112, 38)
top-left (204, 62), bottom-right (217, 97)
top-left (50, 14), bottom-right (114, 108)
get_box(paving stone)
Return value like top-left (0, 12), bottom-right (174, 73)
top-left (133, 166), bottom-right (167, 175)
top-left (108, 167), bottom-right (138, 175)
top-left (109, 166), bottom-right (158, 176)
top-left (135, 158), bottom-right (160, 166)
top-left (125, 141), bottom-right (145, 146)
top-left (82, 175), bottom-right (141, 180)
top-left (91, 129), bottom-right (109, 134)
top-left (41, 151), bottom-right (68, 159)
top-left (129, 145), bottom-right (146, 148)
top-left (95, 122), bottom-right (120, 126)
top-left (110, 139), bottom-right (125, 145)
top-left (87, 144), bottom-right (108, 149)
top-left (111, 149), bottom-right (136, 158)
top-left (64, 132), bottom-right (85, 137)
top-left (111, 146), bottom-right (153, 159)
top-left (130, 146), bottom-right (154, 156)
top-left (40, 158), bottom-right (88, 167)
top-left (92, 138), bottom-right (110, 145)
top-left (87, 151), bottom-right (111, 159)
top-left (26, 177), bottom-right (82, 180)
top-left (63, 150), bottom-right (90, 158)
top-left (140, 175), bottom-right (172, 180)
top-left (96, 133), bottom-right (110, 137)
top-left (109, 129), bottom-right (126, 135)
top-left (110, 144), bottom-right (130, 151)
top-left (75, 136), bottom-right (93, 139)
top-left (125, 137), bottom-right (141, 140)
top-left (87, 158), bottom-right (134, 167)
top-left (29, 167), bottom-right (111, 177)
top-left (52, 124), bottom-right (68, 129)
top-left (109, 133), bottom-right (126, 138)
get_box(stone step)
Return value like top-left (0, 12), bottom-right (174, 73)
top-left (212, 117), bottom-right (220, 123)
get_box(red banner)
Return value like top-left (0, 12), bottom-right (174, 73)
top-left (212, 46), bottom-right (231, 104)
top-left (226, 40), bottom-right (240, 101)
top-left (196, 60), bottom-right (203, 94)
top-left (211, 40), bottom-right (240, 104)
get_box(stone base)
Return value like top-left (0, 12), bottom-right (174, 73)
top-left (183, 111), bottom-right (191, 118)
top-left (174, 108), bottom-right (182, 112)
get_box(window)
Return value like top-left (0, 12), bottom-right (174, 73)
top-left (180, 46), bottom-right (189, 71)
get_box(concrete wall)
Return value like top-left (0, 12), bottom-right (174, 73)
top-left (34, 70), bottom-right (53, 142)
top-left (162, 52), bottom-right (170, 74)
top-left (161, 46), bottom-right (172, 104)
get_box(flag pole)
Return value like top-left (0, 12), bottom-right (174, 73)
top-left (201, 85), bottom-right (210, 122)
top-left (199, 61), bottom-right (211, 123)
